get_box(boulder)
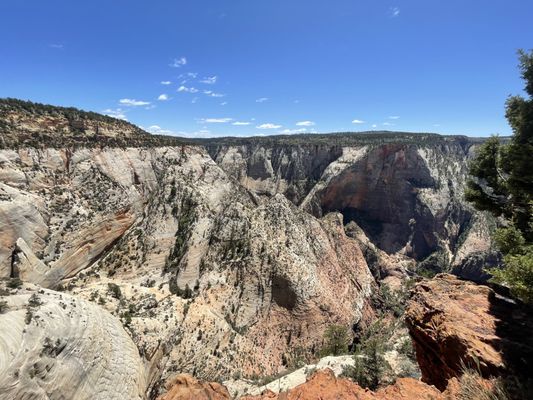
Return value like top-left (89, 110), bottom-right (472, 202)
top-left (405, 274), bottom-right (533, 390)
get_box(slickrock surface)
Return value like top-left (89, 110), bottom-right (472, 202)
top-left (405, 274), bottom-right (533, 390)
top-left (0, 283), bottom-right (147, 400)
top-left (157, 374), bottom-right (230, 400)
top-left (240, 369), bottom-right (444, 400)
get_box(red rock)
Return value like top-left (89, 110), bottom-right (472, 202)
top-left (405, 274), bottom-right (533, 390)
top-left (157, 373), bottom-right (230, 400)
top-left (240, 369), bottom-right (445, 400)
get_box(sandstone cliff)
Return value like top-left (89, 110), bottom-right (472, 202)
top-left (208, 138), bottom-right (496, 283)
top-left (0, 144), bottom-right (375, 395)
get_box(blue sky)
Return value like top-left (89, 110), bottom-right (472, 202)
top-left (1, 1), bottom-right (532, 137)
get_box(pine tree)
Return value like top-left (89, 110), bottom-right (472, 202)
top-left (465, 50), bottom-right (533, 303)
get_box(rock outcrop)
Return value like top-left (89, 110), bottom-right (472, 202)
top-left (406, 274), bottom-right (533, 390)
top-left (157, 374), bottom-right (230, 400)
top-left (240, 369), bottom-right (444, 400)
top-left (0, 282), bottom-right (147, 400)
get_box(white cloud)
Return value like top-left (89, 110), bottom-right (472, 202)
top-left (256, 97), bottom-right (269, 103)
top-left (200, 76), bottom-right (217, 84)
top-left (199, 118), bottom-right (233, 123)
top-left (192, 97), bottom-right (199, 104)
top-left (383, 122), bottom-right (394, 126)
top-left (102, 108), bottom-right (128, 121)
top-left (257, 123), bottom-right (282, 129)
top-left (158, 94), bottom-right (169, 101)
top-left (388, 116), bottom-right (400, 120)
top-left (119, 98), bottom-right (151, 107)
top-left (147, 125), bottom-right (174, 135)
top-left (170, 57), bottom-right (187, 67)
top-left (177, 72), bottom-right (198, 84)
top-left (372, 124), bottom-right (377, 128)
top-left (203, 90), bottom-right (225, 98)
top-left (220, 101), bottom-right (228, 106)
top-left (296, 121), bottom-right (315, 127)
top-left (160, 81), bottom-right (172, 85)
top-left (232, 121), bottom-right (251, 126)
top-left (390, 7), bottom-right (400, 17)
top-left (176, 129), bottom-right (212, 138)
top-left (352, 119), bottom-right (365, 124)
top-left (280, 128), bottom-right (312, 135)
top-left (178, 85), bottom-right (199, 93)
top-left (49, 43), bottom-right (64, 49)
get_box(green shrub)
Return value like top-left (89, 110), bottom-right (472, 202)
top-left (0, 300), bottom-right (8, 313)
top-left (107, 283), bottom-right (122, 299)
top-left (320, 324), bottom-right (350, 356)
top-left (7, 278), bottom-right (22, 289)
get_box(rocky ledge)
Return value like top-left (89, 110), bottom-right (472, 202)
top-left (406, 274), bottom-right (533, 391)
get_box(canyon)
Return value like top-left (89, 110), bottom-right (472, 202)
top-left (0, 99), bottom-right (519, 399)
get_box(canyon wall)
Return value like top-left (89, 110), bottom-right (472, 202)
top-left (208, 138), bottom-right (496, 282)
top-left (0, 144), bottom-right (375, 397)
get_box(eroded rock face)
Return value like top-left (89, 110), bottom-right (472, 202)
top-left (405, 274), bottom-right (533, 390)
top-left (0, 283), bottom-right (147, 400)
top-left (210, 140), bottom-right (495, 280)
top-left (206, 144), bottom-right (343, 205)
top-left (240, 369), bottom-right (445, 400)
top-left (0, 145), bottom-right (375, 391)
top-left (157, 374), bottom-right (230, 400)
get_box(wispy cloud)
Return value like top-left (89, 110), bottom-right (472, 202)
top-left (147, 125), bottom-right (174, 135)
top-left (388, 115), bottom-right (400, 120)
top-left (383, 122), bottom-right (394, 126)
top-left (177, 72), bottom-right (198, 84)
top-left (296, 121), bottom-right (315, 127)
top-left (390, 7), bottom-right (400, 18)
top-left (103, 108), bottom-right (128, 121)
top-left (170, 57), bottom-right (187, 68)
top-left (257, 123), bottom-right (282, 129)
top-left (232, 121), bottom-right (251, 126)
top-left (198, 118), bottom-right (233, 123)
top-left (158, 94), bottom-right (169, 101)
top-left (256, 97), bottom-right (269, 103)
top-left (119, 98), bottom-right (151, 107)
top-left (203, 90), bottom-right (225, 98)
top-left (280, 128), bottom-right (314, 135)
top-left (372, 124), bottom-right (378, 128)
top-left (160, 81), bottom-right (172, 85)
top-left (352, 119), bottom-right (365, 124)
top-left (49, 43), bottom-right (64, 49)
top-left (178, 85), bottom-right (199, 93)
top-left (176, 129), bottom-right (212, 138)
top-left (200, 76), bottom-right (217, 84)
top-left (220, 101), bottom-right (228, 106)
